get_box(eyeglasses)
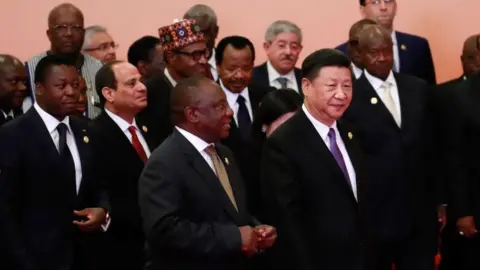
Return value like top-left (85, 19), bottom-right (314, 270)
top-left (366, 0), bottom-right (395, 6)
top-left (50, 24), bottom-right (84, 35)
top-left (174, 49), bottom-right (209, 61)
top-left (84, 42), bottom-right (119, 52)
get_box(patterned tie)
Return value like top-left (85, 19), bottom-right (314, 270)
top-left (380, 82), bottom-right (401, 127)
top-left (236, 95), bottom-right (251, 141)
top-left (128, 126), bottom-right (148, 163)
top-left (205, 145), bottom-right (238, 211)
top-left (276, 77), bottom-right (289, 89)
top-left (327, 128), bottom-right (351, 186)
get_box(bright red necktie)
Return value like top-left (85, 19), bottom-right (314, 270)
top-left (128, 126), bottom-right (147, 163)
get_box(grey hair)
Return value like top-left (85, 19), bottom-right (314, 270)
top-left (183, 4), bottom-right (217, 26)
top-left (82, 25), bottom-right (108, 50)
top-left (265, 20), bottom-right (302, 44)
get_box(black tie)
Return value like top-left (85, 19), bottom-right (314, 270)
top-left (57, 123), bottom-right (77, 196)
top-left (236, 95), bottom-right (251, 141)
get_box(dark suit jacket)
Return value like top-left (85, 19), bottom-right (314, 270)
top-left (137, 75), bottom-right (174, 145)
top-left (448, 76), bottom-right (480, 221)
top-left (336, 31), bottom-right (437, 84)
top-left (252, 62), bottom-right (303, 96)
top-left (343, 73), bottom-right (436, 243)
top-left (89, 111), bottom-right (161, 270)
top-left (261, 110), bottom-right (368, 270)
top-left (0, 109), bottom-right (108, 270)
top-left (139, 129), bottom-right (258, 270)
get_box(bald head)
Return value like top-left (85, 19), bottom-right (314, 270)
top-left (358, 25), bottom-right (394, 80)
top-left (347, 19), bottom-right (377, 68)
top-left (0, 54), bottom-right (28, 112)
top-left (0, 55), bottom-right (23, 71)
top-left (462, 34), bottom-right (480, 56)
top-left (349, 19), bottom-right (377, 40)
top-left (461, 34), bottom-right (480, 77)
top-left (171, 76), bottom-right (212, 123)
top-left (48, 3), bottom-right (83, 26)
top-left (358, 24), bottom-right (392, 50)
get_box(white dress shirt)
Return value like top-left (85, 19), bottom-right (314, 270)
top-left (302, 105), bottom-right (357, 200)
top-left (105, 109), bottom-right (151, 158)
top-left (164, 68), bottom-right (177, 87)
top-left (176, 126), bottom-right (215, 171)
top-left (266, 61), bottom-right (300, 93)
top-left (352, 63), bottom-right (363, 79)
top-left (208, 49), bottom-right (219, 81)
top-left (364, 70), bottom-right (402, 123)
top-left (392, 31), bottom-right (400, 73)
top-left (220, 80), bottom-right (253, 126)
top-left (34, 103), bottom-right (82, 194)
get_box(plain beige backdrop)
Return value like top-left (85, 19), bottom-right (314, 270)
top-left (0, 0), bottom-right (477, 83)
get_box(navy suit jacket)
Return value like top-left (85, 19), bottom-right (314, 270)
top-left (336, 31), bottom-right (436, 85)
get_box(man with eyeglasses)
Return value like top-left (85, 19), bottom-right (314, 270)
top-left (82, 25), bottom-right (118, 64)
top-left (24, 3), bottom-right (103, 119)
top-left (137, 19), bottom-right (211, 145)
top-left (336, 0), bottom-right (437, 85)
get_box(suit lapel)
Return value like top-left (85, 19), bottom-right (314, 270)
top-left (176, 131), bottom-right (240, 221)
top-left (136, 117), bottom-right (156, 152)
top-left (396, 32), bottom-right (407, 73)
top-left (337, 120), bottom-right (360, 202)
top-left (394, 73), bottom-right (413, 131)
top-left (70, 118), bottom-right (90, 196)
top-left (27, 109), bottom-right (62, 164)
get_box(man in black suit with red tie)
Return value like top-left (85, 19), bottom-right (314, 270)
top-left (90, 61), bottom-right (161, 270)
top-left (343, 25), bottom-right (436, 270)
top-left (0, 55), bottom-right (109, 270)
top-left (0, 54), bottom-right (28, 126)
top-left (261, 49), bottom-right (368, 270)
top-left (138, 76), bottom-right (277, 270)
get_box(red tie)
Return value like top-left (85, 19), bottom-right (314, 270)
top-left (128, 126), bottom-right (147, 163)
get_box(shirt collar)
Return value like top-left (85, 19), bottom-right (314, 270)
top-left (302, 104), bottom-right (337, 141)
top-left (34, 103), bottom-right (71, 134)
top-left (351, 63), bottom-right (363, 79)
top-left (164, 68), bottom-right (177, 86)
top-left (176, 126), bottom-right (212, 153)
top-left (219, 80), bottom-right (250, 109)
top-left (208, 49), bottom-right (216, 70)
top-left (364, 69), bottom-right (396, 91)
top-left (266, 60), bottom-right (296, 84)
top-left (104, 108), bottom-right (139, 133)
top-left (391, 30), bottom-right (397, 45)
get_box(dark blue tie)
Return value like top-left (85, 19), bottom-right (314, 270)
top-left (237, 95), bottom-right (251, 141)
top-left (57, 123), bottom-right (76, 196)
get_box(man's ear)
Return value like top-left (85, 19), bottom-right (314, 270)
top-left (263, 42), bottom-right (271, 52)
top-left (137, 61), bottom-right (148, 77)
top-left (101, 87), bottom-right (114, 104)
top-left (35, 83), bottom-right (44, 96)
top-left (185, 106), bottom-right (199, 124)
top-left (301, 78), bottom-right (311, 98)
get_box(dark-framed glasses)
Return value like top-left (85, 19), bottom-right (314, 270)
top-left (174, 49), bottom-right (209, 61)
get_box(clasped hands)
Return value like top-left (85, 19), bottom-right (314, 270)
top-left (239, 225), bottom-right (277, 256)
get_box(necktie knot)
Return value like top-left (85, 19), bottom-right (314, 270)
top-left (276, 77), bottom-right (289, 89)
top-left (128, 125), bottom-right (137, 134)
top-left (237, 95), bottom-right (246, 104)
top-left (57, 123), bottom-right (68, 136)
top-left (327, 128), bottom-right (336, 140)
top-left (128, 125), bottom-right (148, 163)
top-left (205, 144), bottom-right (217, 156)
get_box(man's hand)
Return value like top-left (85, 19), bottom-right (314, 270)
top-left (456, 216), bottom-right (477, 238)
top-left (239, 226), bottom-right (258, 257)
top-left (437, 205), bottom-right (447, 232)
top-left (73, 208), bottom-right (107, 232)
top-left (255, 225), bottom-right (277, 249)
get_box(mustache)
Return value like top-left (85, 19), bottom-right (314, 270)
top-left (281, 55), bottom-right (295, 61)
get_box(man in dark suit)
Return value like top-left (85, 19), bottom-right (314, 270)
top-left (0, 55), bottom-right (109, 270)
top-left (343, 25), bottom-right (436, 270)
top-left (138, 76), bottom-right (277, 270)
top-left (89, 61), bottom-right (161, 270)
top-left (137, 19), bottom-right (211, 145)
top-left (336, 0), bottom-right (436, 84)
top-left (215, 35), bottom-right (272, 177)
top-left (0, 54), bottom-right (28, 126)
top-left (261, 49), bottom-right (367, 270)
top-left (252, 20), bottom-right (303, 96)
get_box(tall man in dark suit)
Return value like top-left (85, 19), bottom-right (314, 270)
top-left (90, 61), bottom-right (160, 270)
top-left (261, 49), bottom-right (368, 270)
top-left (343, 25), bottom-right (436, 270)
top-left (0, 55), bottom-right (109, 270)
top-left (0, 54), bottom-right (28, 125)
top-left (336, 0), bottom-right (436, 84)
top-left (138, 19), bottom-right (211, 145)
top-left (215, 35), bottom-right (272, 179)
top-left (252, 20), bottom-right (303, 95)
top-left (138, 76), bottom-right (277, 270)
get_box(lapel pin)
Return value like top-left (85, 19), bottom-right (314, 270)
top-left (142, 125), bottom-right (148, 133)
top-left (370, 97), bottom-right (378, 104)
top-left (401, 44), bottom-right (407, 51)
top-left (348, 132), bottom-right (353, 140)
top-left (83, 136), bottom-right (89, 144)
top-left (224, 157), bottom-right (230, 165)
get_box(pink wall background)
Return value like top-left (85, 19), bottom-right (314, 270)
top-left (0, 0), bottom-right (477, 83)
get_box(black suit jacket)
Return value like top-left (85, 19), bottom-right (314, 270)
top-left (89, 111), bottom-right (161, 270)
top-left (139, 129), bottom-right (258, 270)
top-left (0, 109), bottom-right (108, 270)
top-left (336, 31), bottom-right (437, 84)
top-left (261, 110), bottom-right (368, 270)
top-left (343, 73), bottom-right (436, 242)
top-left (252, 62), bottom-right (303, 96)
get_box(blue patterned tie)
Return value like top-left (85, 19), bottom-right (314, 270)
top-left (327, 128), bottom-right (350, 183)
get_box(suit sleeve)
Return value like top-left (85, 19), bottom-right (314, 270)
top-left (260, 138), bottom-right (315, 270)
top-left (138, 153), bottom-right (242, 257)
top-left (0, 130), bottom-right (37, 270)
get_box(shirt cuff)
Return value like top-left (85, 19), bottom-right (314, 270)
top-left (101, 212), bottom-right (111, 232)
